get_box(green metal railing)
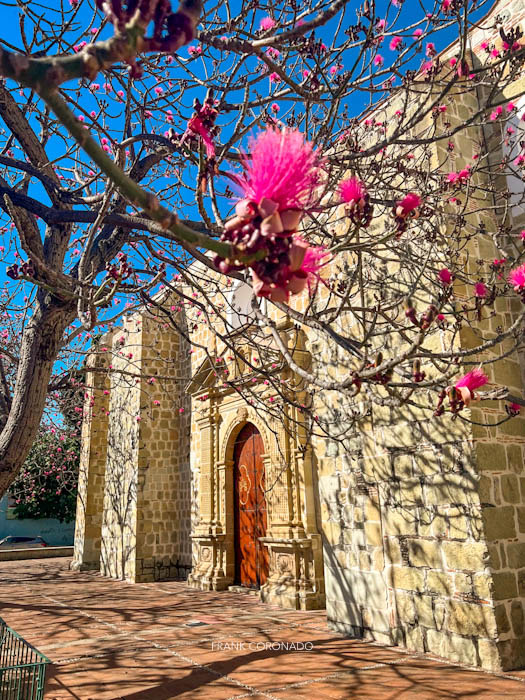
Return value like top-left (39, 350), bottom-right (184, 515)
top-left (0, 618), bottom-right (49, 700)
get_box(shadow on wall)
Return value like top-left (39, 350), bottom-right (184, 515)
top-left (99, 419), bottom-right (139, 581)
top-left (316, 387), bottom-right (505, 667)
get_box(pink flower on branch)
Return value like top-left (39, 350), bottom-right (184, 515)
top-left (396, 193), bottom-right (421, 216)
top-left (215, 128), bottom-right (326, 303)
top-left (260, 16), bottom-right (276, 31)
top-left (456, 368), bottom-right (489, 391)
top-left (393, 193), bottom-right (421, 236)
top-left (453, 367), bottom-right (489, 407)
top-left (232, 127), bottom-right (322, 213)
top-left (339, 177), bottom-right (366, 205)
top-left (438, 268), bottom-right (452, 285)
top-left (474, 281), bottom-right (488, 298)
top-left (509, 263), bottom-right (525, 293)
top-left (339, 177), bottom-right (373, 226)
top-left (389, 36), bottom-right (403, 51)
top-left (178, 94), bottom-right (218, 160)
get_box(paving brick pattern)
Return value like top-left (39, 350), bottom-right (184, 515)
top-left (1, 559), bottom-right (525, 699)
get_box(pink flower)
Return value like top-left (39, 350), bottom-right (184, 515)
top-left (269, 72), bottom-right (281, 83)
top-left (442, 0), bottom-right (452, 11)
top-left (180, 96), bottom-right (218, 160)
top-left (188, 117), bottom-right (215, 157)
top-left (396, 193), bottom-right (421, 216)
top-left (413, 29), bottom-right (423, 38)
top-left (452, 368), bottom-right (489, 408)
top-left (339, 177), bottom-right (372, 225)
top-left (232, 128), bottom-right (322, 212)
top-left (438, 268), bottom-right (452, 285)
top-left (508, 402), bottom-right (521, 416)
top-left (447, 167), bottom-right (470, 185)
top-left (474, 282), bottom-right (487, 298)
top-left (374, 55), bottom-right (384, 67)
top-left (339, 177), bottom-right (366, 206)
top-left (509, 263), bottom-right (525, 292)
top-left (520, 230), bottom-right (525, 241)
top-left (455, 368), bottom-right (489, 392)
top-left (260, 16), bottom-right (276, 31)
top-left (426, 42), bottom-right (436, 57)
top-left (271, 103), bottom-right (280, 112)
top-left (389, 36), bottom-right (403, 51)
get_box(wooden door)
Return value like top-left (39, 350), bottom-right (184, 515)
top-left (234, 424), bottom-right (269, 588)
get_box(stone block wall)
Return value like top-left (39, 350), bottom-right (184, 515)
top-left (97, 309), bottom-right (192, 582)
top-left (100, 318), bottom-right (143, 581)
top-left (72, 339), bottom-right (112, 571)
top-left (315, 0), bottom-right (525, 670)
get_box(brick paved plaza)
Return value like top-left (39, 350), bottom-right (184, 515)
top-left (1, 558), bottom-right (525, 699)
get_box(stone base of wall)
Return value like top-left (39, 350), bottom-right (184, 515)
top-left (261, 580), bottom-right (325, 610)
top-left (327, 617), bottom-right (395, 647)
top-left (327, 616), bottom-right (513, 672)
top-left (70, 559), bottom-right (99, 572)
top-left (497, 639), bottom-right (525, 673)
top-left (135, 555), bottom-right (192, 583)
top-left (187, 572), bottom-right (233, 591)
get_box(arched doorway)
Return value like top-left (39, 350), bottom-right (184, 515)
top-left (233, 423), bottom-right (269, 588)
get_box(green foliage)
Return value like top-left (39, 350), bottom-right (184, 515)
top-left (9, 427), bottom-right (80, 523)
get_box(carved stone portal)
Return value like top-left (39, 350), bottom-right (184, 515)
top-left (186, 338), bottom-right (325, 610)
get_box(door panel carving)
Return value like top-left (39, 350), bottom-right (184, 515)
top-left (234, 424), bottom-right (269, 588)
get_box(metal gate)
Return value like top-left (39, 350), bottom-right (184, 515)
top-left (0, 618), bottom-right (49, 700)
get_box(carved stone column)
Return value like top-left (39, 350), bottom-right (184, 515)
top-left (188, 403), bottom-right (233, 591)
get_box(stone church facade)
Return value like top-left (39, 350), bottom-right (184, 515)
top-left (73, 0), bottom-right (525, 673)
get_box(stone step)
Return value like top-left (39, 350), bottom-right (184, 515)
top-left (228, 585), bottom-right (259, 596)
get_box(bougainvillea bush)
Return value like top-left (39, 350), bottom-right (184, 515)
top-left (0, 0), bottom-right (523, 495)
top-left (9, 427), bottom-right (80, 523)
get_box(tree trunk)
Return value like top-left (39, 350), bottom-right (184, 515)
top-left (0, 298), bottom-right (75, 496)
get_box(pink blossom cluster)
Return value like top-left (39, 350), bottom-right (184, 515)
top-left (509, 263), bottom-right (525, 299)
top-left (447, 166), bottom-right (471, 185)
top-left (214, 128), bottom-right (329, 302)
top-left (393, 193), bottom-right (421, 236)
top-left (177, 94), bottom-right (219, 160)
top-left (435, 368), bottom-right (489, 415)
top-left (338, 177), bottom-right (373, 227)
